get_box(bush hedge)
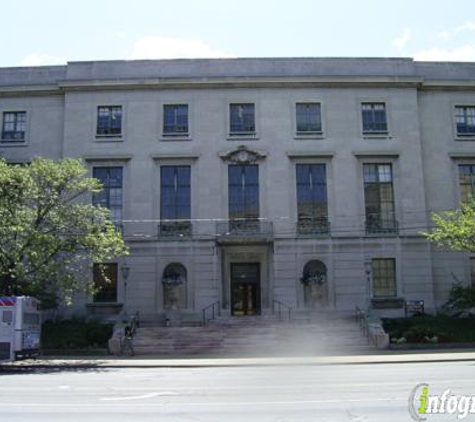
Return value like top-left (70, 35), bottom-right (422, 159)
top-left (382, 314), bottom-right (475, 343)
top-left (41, 318), bottom-right (113, 349)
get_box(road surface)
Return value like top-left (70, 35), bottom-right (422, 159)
top-left (1, 361), bottom-right (474, 421)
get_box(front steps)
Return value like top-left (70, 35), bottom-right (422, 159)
top-left (132, 312), bottom-right (373, 357)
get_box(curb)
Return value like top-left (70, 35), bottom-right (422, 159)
top-left (3, 351), bottom-right (475, 370)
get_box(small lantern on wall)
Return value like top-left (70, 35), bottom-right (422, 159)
top-left (161, 270), bottom-right (185, 287)
top-left (300, 271), bottom-right (327, 286)
top-left (121, 262), bottom-right (130, 282)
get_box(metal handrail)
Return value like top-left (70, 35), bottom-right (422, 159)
top-left (130, 311), bottom-right (140, 335)
top-left (158, 220), bottom-right (192, 238)
top-left (365, 212), bottom-right (398, 235)
top-left (272, 299), bottom-right (292, 321)
top-left (216, 219), bottom-right (273, 238)
top-left (202, 301), bottom-right (221, 326)
top-left (296, 217), bottom-right (331, 237)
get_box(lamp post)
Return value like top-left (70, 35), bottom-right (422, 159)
top-left (364, 260), bottom-right (372, 313)
top-left (121, 261), bottom-right (130, 315)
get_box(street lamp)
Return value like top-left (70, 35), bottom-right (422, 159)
top-left (364, 260), bottom-right (372, 312)
top-left (121, 261), bottom-right (130, 314)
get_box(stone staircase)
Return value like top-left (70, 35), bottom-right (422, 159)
top-left (132, 312), bottom-right (373, 357)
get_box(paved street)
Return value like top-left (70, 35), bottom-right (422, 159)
top-left (1, 360), bottom-right (475, 421)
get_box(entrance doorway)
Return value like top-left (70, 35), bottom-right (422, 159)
top-left (231, 263), bottom-right (261, 316)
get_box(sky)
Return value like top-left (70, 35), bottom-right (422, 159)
top-left (1, 0), bottom-right (475, 67)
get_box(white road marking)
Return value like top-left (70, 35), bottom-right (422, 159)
top-left (1, 396), bottom-right (407, 407)
top-left (100, 392), bottom-right (177, 401)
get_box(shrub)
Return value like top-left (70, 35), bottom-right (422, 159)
top-left (402, 325), bottom-right (434, 340)
top-left (383, 314), bottom-right (475, 343)
top-left (41, 318), bottom-right (113, 349)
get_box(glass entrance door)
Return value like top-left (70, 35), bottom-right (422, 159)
top-left (231, 263), bottom-right (260, 316)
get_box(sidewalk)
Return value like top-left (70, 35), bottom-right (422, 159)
top-left (3, 349), bottom-right (475, 369)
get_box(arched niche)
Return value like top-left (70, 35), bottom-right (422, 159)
top-left (301, 260), bottom-right (328, 309)
top-left (162, 263), bottom-right (187, 310)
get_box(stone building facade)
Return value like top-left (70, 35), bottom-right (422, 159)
top-left (1, 58), bottom-right (475, 321)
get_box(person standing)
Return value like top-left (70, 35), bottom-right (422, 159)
top-left (121, 325), bottom-right (135, 356)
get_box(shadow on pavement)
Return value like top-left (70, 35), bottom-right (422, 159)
top-left (0, 360), bottom-right (111, 376)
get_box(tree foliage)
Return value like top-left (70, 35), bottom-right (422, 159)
top-left (0, 157), bottom-right (127, 306)
top-left (425, 201), bottom-right (475, 253)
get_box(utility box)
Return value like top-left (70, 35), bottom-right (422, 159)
top-left (0, 296), bottom-right (41, 362)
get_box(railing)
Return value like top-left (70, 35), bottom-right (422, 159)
top-left (272, 299), bottom-right (292, 321)
top-left (130, 311), bottom-right (140, 335)
top-left (216, 219), bottom-right (273, 238)
top-left (202, 301), bottom-right (221, 326)
top-left (296, 217), bottom-right (330, 237)
top-left (355, 306), bottom-right (389, 349)
top-left (158, 221), bottom-right (192, 239)
top-left (365, 213), bottom-right (398, 236)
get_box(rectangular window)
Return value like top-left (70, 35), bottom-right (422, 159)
top-left (362, 103), bottom-right (388, 134)
top-left (296, 103), bottom-right (322, 134)
top-left (2, 111), bottom-right (26, 141)
top-left (228, 165), bottom-right (260, 234)
top-left (363, 163), bottom-right (396, 234)
top-left (230, 103), bottom-right (255, 135)
top-left (296, 164), bottom-right (329, 235)
top-left (96, 106), bottom-right (122, 137)
top-left (93, 263), bottom-right (118, 303)
top-left (2, 310), bottom-right (12, 324)
top-left (228, 165), bottom-right (259, 220)
top-left (458, 164), bottom-right (475, 202)
top-left (160, 166), bottom-right (191, 237)
top-left (163, 104), bottom-right (189, 135)
top-left (456, 106), bottom-right (475, 136)
top-left (92, 167), bottom-right (123, 223)
top-left (372, 258), bottom-right (397, 298)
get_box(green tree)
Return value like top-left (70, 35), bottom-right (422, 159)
top-left (425, 201), bottom-right (475, 253)
top-left (0, 157), bottom-right (127, 306)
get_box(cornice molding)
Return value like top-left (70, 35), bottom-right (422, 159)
top-left (82, 154), bottom-right (133, 162)
top-left (0, 85), bottom-right (61, 97)
top-left (352, 150), bottom-right (400, 158)
top-left (286, 151), bottom-right (335, 159)
top-left (151, 153), bottom-right (200, 160)
top-left (449, 152), bottom-right (475, 159)
top-left (56, 75), bottom-right (424, 92)
top-left (3, 76), bottom-right (475, 94)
